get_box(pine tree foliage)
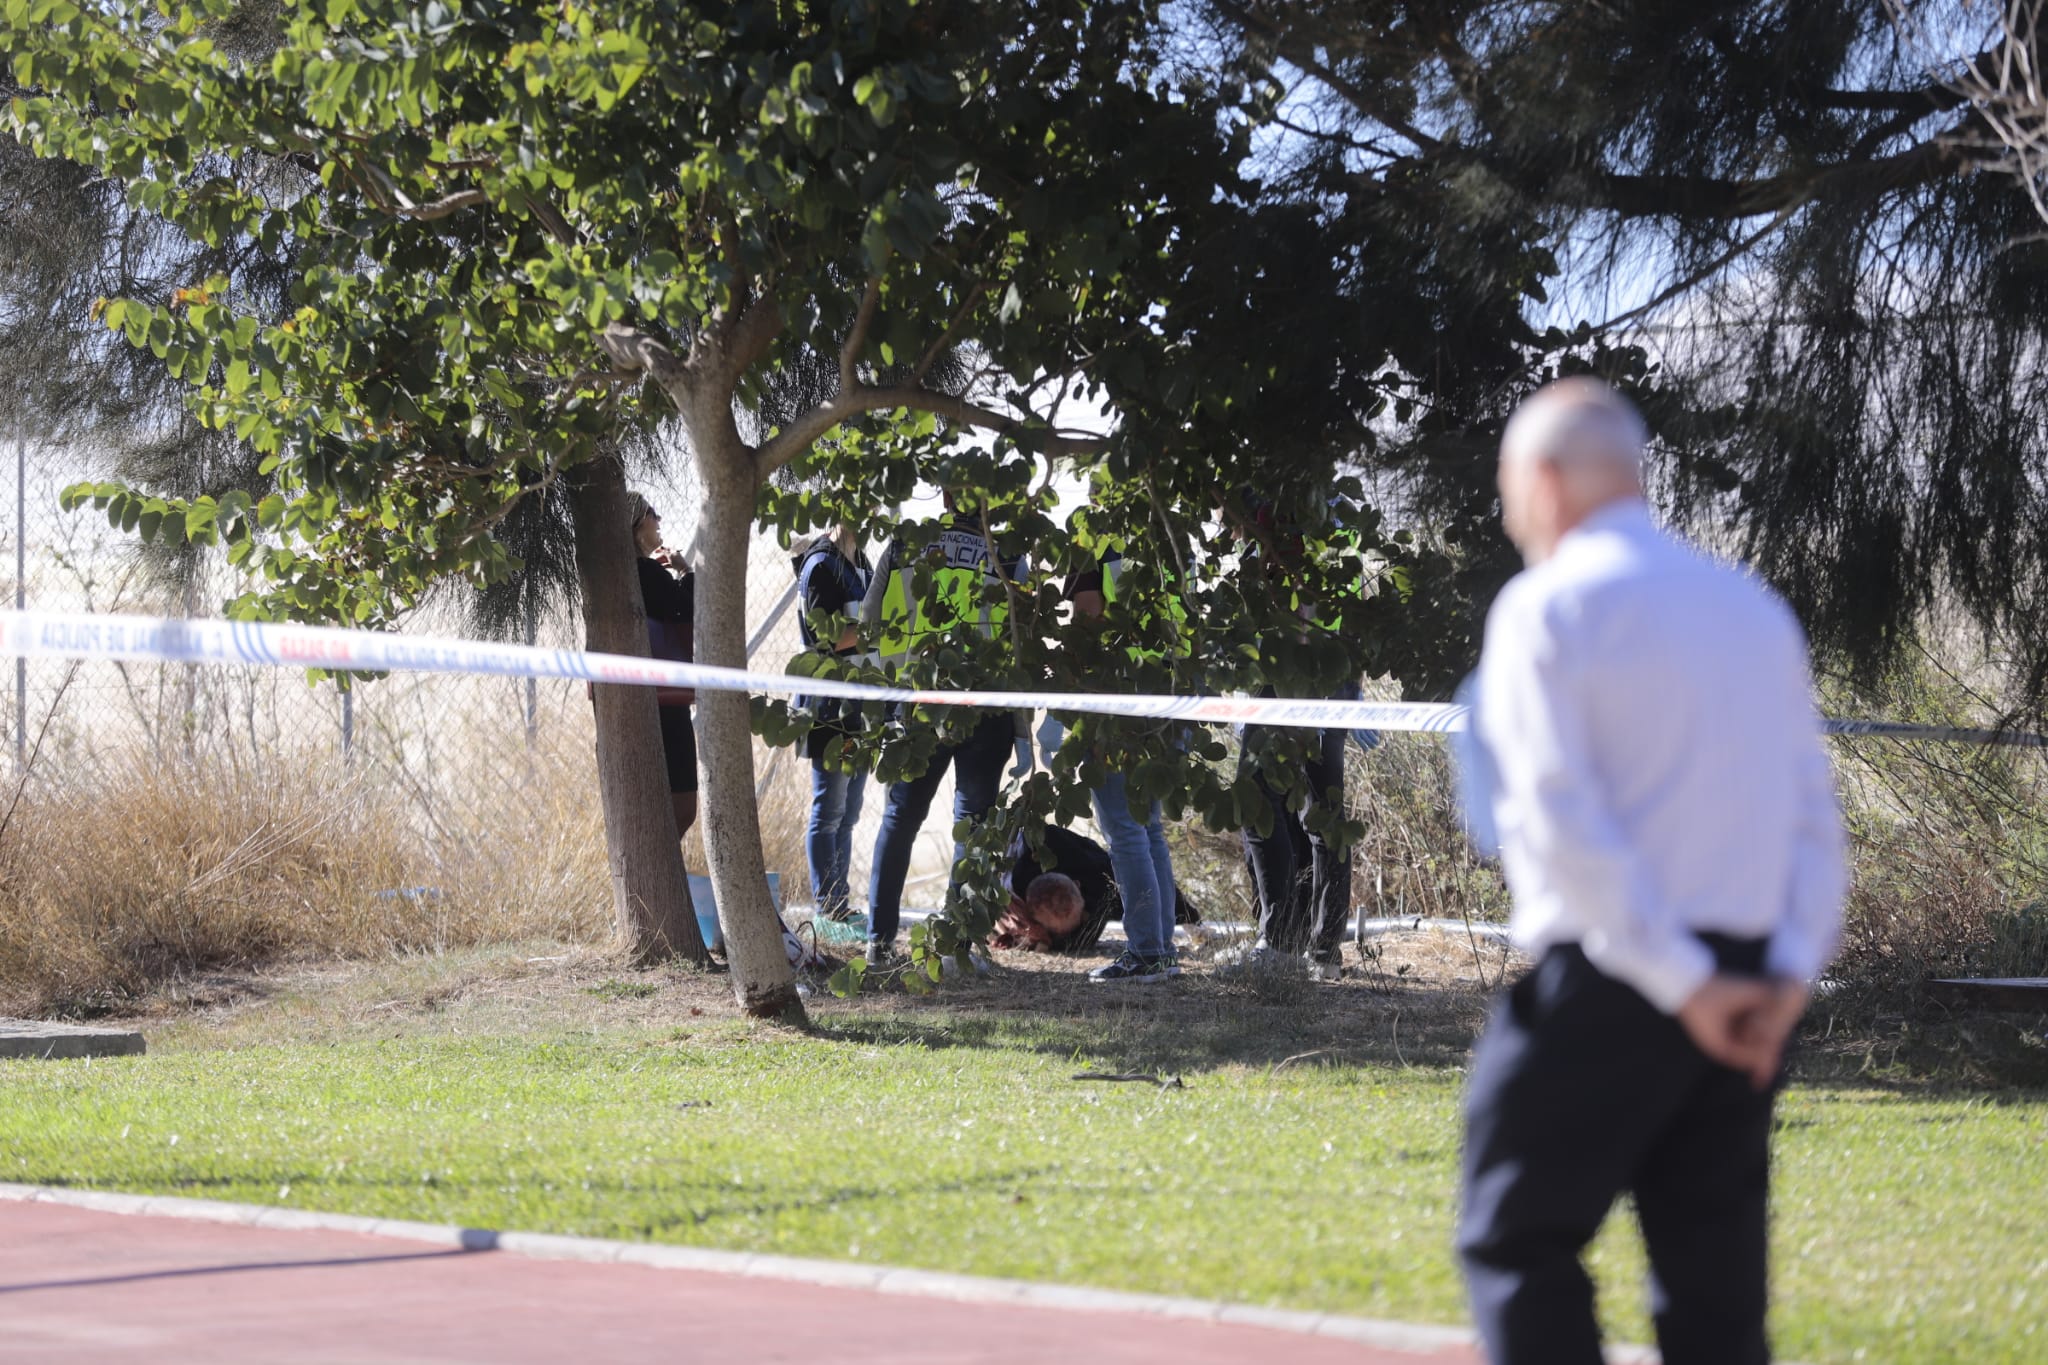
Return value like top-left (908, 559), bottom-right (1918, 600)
top-left (1206, 0), bottom-right (2048, 713)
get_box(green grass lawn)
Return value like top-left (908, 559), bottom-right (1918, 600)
top-left (2, 953), bottom-right (2044, 1364)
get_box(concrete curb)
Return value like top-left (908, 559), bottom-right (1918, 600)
top-left (0, 1018), bottom-right (146, 1059)
top-left (1, 1182), bottom-right (1753, 1362)
top-left (1, 1181), bottom-right (1480, 1356)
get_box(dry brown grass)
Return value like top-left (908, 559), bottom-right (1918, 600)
top-left (0, 737), bottom-right (620, 1017)
top-left (1828, 740), bottom-right (2048, 1014)
top-left (1166, 731), bottom-right (1510, 932)
top-left (0, 704), bottom-right (827, 1017)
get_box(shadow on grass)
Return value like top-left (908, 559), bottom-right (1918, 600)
top-left (1788, 1015), bottom-right (2048, 1095)
top-left (811, 969), bottom-right (1491, 1078)
top-left (816, 968), bottom-right (2048, 1094)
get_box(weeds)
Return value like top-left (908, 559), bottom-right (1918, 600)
top-left (5, 647), bottom-right (2043, 1032)
top-left (585, 978), bottom-right (661, 1000)
top-left (0, 699), bottom-right (828, 1015)
top-left (1825, 661), bottom-right (2048, 1015)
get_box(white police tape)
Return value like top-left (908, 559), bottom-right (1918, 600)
top-left (0, 609), bottom-right (2040, 745)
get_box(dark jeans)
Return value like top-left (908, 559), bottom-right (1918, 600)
top-left (1241, 723), bottom-right (1351, 960)
top-left (865, 711), bottom-right (1013, 947)
top-left (1457, 937), bottom-right (1777, 1365)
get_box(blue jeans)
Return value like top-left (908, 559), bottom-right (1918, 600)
top-left (866, 711), bottom-right (1013, 946)
top-left (1091, 771), bottom-right (1177, 960)
top-left (807, 760), bottom-right (868, 918)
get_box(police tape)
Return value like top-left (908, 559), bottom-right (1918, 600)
top-left (0, 609), bottom-right (2041, 745)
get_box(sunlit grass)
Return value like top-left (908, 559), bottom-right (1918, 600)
top-left (4, 999), bottom-right (2043, 1364)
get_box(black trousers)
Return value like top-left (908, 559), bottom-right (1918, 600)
top-left (1458, 937), bottom-right (1777, 1365)
top-left (1241, 724), bottom-right (1350, 961)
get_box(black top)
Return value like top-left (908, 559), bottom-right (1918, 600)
top-left (638, 557), bottom-right (694, 626)
top-left (637, 557), bottom-right (694, 680)
top-left (795, 544), bottom-right (869, 652)
top-left (793, 542), bottom-right (872, 760)
top-left (1062, 547), bottom-right (1119, 602)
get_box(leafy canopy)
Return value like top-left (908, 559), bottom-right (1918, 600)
top-left (7, 0), bottom-right (1467, 976)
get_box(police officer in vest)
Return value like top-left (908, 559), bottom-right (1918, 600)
top-left (857, 493), bottom-right (1032, 968)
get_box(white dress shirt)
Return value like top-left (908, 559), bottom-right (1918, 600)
top-left (1470, 499), bottom-right (1846, 1013)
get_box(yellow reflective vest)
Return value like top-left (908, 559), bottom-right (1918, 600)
top-left (862, 520), bottom-right (1023, 672)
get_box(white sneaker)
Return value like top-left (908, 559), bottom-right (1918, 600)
top-left (1307, 954), bottom-right (1344, 983)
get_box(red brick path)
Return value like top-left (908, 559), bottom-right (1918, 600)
top-left (0, 1199), bottom-right (1480, 1364)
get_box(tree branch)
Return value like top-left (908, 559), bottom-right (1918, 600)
top-left (597, 322), bottom-right (688, 393)
top-left (1589, 204), bottom-right (1799, 334)
top-left (754, 382), bottom-right (1107, 482)
top-left (395, 188), bottom-right (490, 221)
top-left (1212, 0), bottom-right (1443, 153)
top-left (912, 279), bottom-right (984, 383)
top-left (523, 192), bottom-right (578, 246)
top-left (720, 286), bottom-right (783, 387)
top-left (842, 273), bottom-right (885, 390)
top-left (1487, 130), bottom-right (1982, 220)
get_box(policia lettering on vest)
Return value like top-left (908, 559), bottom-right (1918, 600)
top-left (869, 523), bottom-right (1020, 667)
top-left (857, 508), bottom-right (1032, 967)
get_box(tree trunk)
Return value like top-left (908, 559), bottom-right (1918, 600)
top-left (680, 403), bottom-right (806, 1022)
top-left (566, 455), bottom-right (709, 966)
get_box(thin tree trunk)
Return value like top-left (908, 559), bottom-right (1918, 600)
top-left (566, 455), bottom-right (708, 966)
top-left (682, 407), bottom-right (805, 1021)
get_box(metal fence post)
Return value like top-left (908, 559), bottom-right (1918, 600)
top-left (14, 435), bottom-right (25, 769)
top-left (523, 581), bottom-right (538, 744)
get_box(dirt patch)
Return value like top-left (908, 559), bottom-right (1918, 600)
top-left (811, 928), bottom-right (1517, 1075)
top-left (48, 928), bottom-right (2040, 1088)
top-left (60, 929), bottom-right (1506, 1068)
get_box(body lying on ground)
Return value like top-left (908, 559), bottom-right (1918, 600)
top-left (994, 824), bottom-right (1201, 954)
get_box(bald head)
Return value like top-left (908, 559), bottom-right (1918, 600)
top-left (1499, 378), bottom-right (1647, 473)
top-left (1496, 379), bottom-right (1648, 565)
top-left (1024, 873), bottom-right (1084, 930)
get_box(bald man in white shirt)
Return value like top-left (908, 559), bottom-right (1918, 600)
top-left (1456, 378), bottom-right (1846, 1365)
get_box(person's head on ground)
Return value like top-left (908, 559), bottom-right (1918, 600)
top-left (992, 873), bottom-right (1086, 951)
top-left (627, 491), bottom-right (663, 558)
top-left (1496, 377), bottom-right (1647, 565)
top-left (1025, 873), bottom-right (1084, 936)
